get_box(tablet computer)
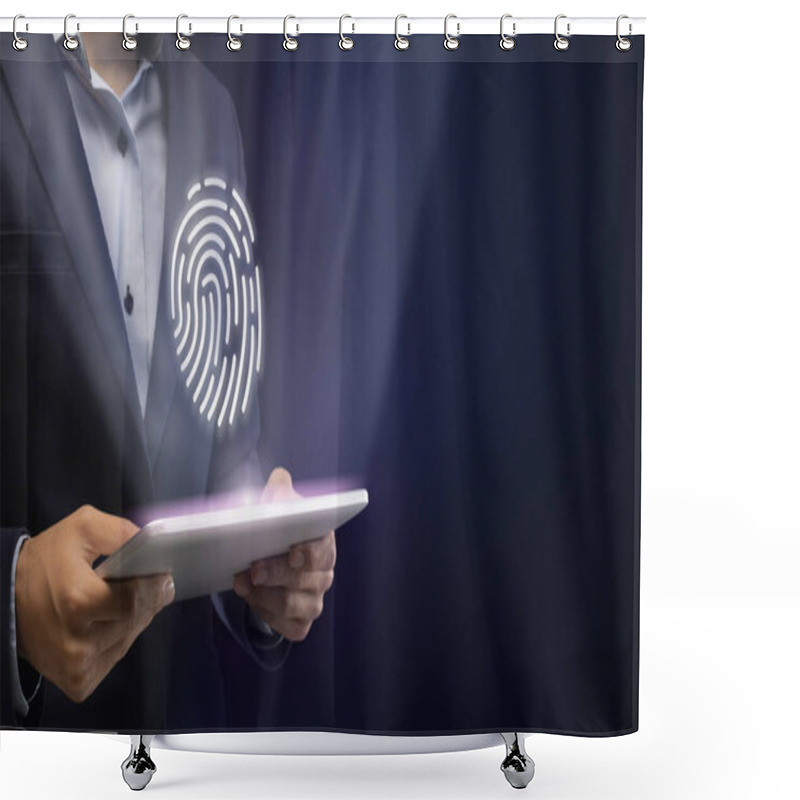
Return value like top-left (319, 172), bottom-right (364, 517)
top-left (95, 489), bottom-right (368, 602)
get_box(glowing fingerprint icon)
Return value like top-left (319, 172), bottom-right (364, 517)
top-left (169, 177), bottom-right (263, 428)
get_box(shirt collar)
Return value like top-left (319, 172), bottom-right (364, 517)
top-left (53, 32), bottom-right (164, 108)
top-left (52, 32), bottom-right (164, 90)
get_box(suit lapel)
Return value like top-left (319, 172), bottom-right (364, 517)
top-left (1, 35), bottom-right (149, 463)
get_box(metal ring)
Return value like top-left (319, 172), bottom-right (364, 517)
top-left (176, 13), bottom-right (191, 50)
top-left (283, 15), bottom-right (298, 51)
top-left (12, 14), bottom-right (28, 51)
top-left (444, 14), bottom-right (460, 51)
top-left (500, 14), bottom-right (516, 51)
top-left (339, 14), bottom-right (354, 51)
top-left (122, 14), bottom-right (138, 51)
top-left (616, 14), bottom-right (632, 51)
top-left (554, 14), bottom-right (570, 51)
top-left (227, 15), bottom-right (242, 51)
top-left (63, 13), bottom-right (79, 51)
top-left (394, 14), bottom-right (410, 50)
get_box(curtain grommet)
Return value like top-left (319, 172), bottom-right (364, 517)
top-left (63, 13), bottom-right (79, 51)
top-left (176, 13), bottom-right (191, 50)
top-left (616, 15), bottom-right (632, 51)
top-left (121, 14), bottom-right (138, 51)
top-left (339, 14), bottom-right (355, 51)
top-left (227, 15), bottom-right (242, 51)
top-left (500, 14), bottom-right (516, 51)
top-left (12, 14), bottom-right (28, 51)
top-left (394, 15), bottom-right (410, 51)
top-left (283, 15), bottom-right (299, 51)
top-left (444, 14), bottom-right (460, 51)
top-left (554, 14), bottom-right (570, 51)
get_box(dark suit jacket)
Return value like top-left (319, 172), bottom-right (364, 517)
top-left (1, 33), bottom-right (287, 731)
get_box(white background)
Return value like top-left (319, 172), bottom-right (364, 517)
top-left (2, 1), bottom-right (799, 798)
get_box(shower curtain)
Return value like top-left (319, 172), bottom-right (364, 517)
top-left (0, 29), bottom-right (643, 737)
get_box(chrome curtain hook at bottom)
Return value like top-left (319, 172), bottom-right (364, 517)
top-left (227, 15), bottom-right (242, 51)
top-left (63, 13), bottom-right (79, 51)
top-left (122, 14), bottom-right (138, 51)
top-left (12, 14), bottom-right (28, 51)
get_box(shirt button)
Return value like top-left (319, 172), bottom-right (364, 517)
top-left (117, 128), bottom-right (128, 157)
top-left (124, 285), bottom-right (134, 315)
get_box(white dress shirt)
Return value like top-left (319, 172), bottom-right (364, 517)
top-left (55, 32), bottom-right (167, 415)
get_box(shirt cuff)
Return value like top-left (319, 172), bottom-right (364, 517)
top-left (9, 534), bottom-right (42, 720)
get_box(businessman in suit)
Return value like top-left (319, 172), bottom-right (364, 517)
top-left (0, 32), bottom-right (335, 730)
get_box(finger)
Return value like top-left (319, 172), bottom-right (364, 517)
top-left (82, 613), bottom-right (162, 701)
top-left (270, 618), bottom-right (314, 643)
top-left (84, 619), bottom-right (139, 656)
top-left (289, 530), bottom-right (336, 571)
top-left (86, 588), bottom-right (165, 653)
top-left (84, 573), bottom-right (174, 624)
top-left (249, 549), bottom-right (335, 583)
top-left (233, 570), bottom-right (255, 598)
top-left (58, 570), bottom-right (172, 629)
top-left (239, 596), bottom-right (314, 643)
top-left (261, 467), bottom-right (299, 503)
top-left (244, 586), bottom-right (325, 626)
top-left (72, 505), bottom-right (140, 560)
top-left (250, 560), bottom-right (334, 593)
top-left (69, 577), bottom-right (174, 702)
top-left (247, 555), bottom-right (290, 586)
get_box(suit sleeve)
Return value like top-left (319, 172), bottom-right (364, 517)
top-left (1, 529), bottom-right (43, 727)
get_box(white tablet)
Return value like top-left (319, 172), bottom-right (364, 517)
top-left (95, 489), bottom-right (368, 602)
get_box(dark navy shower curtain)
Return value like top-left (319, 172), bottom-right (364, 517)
top-left (1, 32), bottom-right (643, 736)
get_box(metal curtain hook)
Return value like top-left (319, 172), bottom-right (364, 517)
top-left (122, 14), bottom-right (138, 51)
top-left (283, 15), bottom-right (299, 51)
top-left (227, 15), bottom-right (242, 51)
top-left (616, 14), bottom-right (632, 51)
top-left (63, 13), bottom-right (79, 51)
top-left (13, 14), bottom-right (29, 51)
top-left (444, 14), bottom-right (460, 51)
top-left (554, 14), bottom-right (570, 51)
top-left (394, 14), bottom-right (410, 50)
top-left (339, 14), bottom-right (354, 50)
top-left (500, 14), bottom-right (516, 51)
top-left (176, 13), bottom-right (191, 50)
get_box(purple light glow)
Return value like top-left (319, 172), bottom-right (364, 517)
top-left (130, 474), bottom-right (364, 529)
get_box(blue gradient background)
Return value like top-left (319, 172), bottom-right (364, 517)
top-left (199, 34), bottom-right (643, 735)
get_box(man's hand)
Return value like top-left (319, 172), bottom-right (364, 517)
top-left (14, 506), bottom-right (174, 703)
top-left (232, 468), bottom-right (336, 642)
